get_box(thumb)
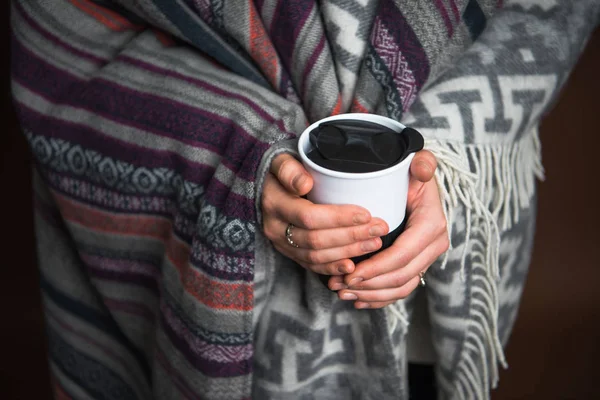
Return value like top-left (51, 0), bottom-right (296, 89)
top-left (410, 150), bottom-right (437, 183)
top-left (270, 153), bottom-right (313, 196)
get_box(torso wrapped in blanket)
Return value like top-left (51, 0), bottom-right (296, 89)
top-left (10, 0), bottom-right (599, 399)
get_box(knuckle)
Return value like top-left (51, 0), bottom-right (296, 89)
top-left (371, 303), bottom-right (388, 309)
top-left (396, 285), bottom-right (413, 300)
top-left (436, 218), bottom-right (448, 235)
top-left (393, 250), bottom-right (409, 268)
top-left (278, 158), bottom-right (297, 183)
top-left (263, 222), bottom-right (277, 240)
top-left (439, 235), bottom-right (450, 253)
top-left (296, 209), bottom-right (314, 229)
top-left (306, 232), bottom-right (323, 250)
top-left (306, 250), bottom-right (322, 265)
top-left (262, 195), bottom-right (277, 215)
top-left (392, 275), bottom-right (409, 289)
top-left (326, 263), bottom-right (340, 275)
top-left (352, 227), bottom-right (363, 242)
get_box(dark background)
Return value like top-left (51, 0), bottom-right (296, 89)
top-left (1, 3), bottom-right (599, 399)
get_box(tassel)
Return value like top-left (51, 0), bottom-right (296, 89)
top-left (421, 127), bottom-right (543, 399)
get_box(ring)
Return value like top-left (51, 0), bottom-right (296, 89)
top-left (285, 223), bottom-right (299, 248)
top-left (419, 271), bottom-right (426, 287)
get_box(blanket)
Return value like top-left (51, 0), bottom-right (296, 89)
top-left (10, 0), bottom-right (599, 398)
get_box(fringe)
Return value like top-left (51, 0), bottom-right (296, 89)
top-left (425, 128), bottom-right (544, 399)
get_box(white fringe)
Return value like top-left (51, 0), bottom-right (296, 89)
top-left (425, 128), bottom-right (544, 400)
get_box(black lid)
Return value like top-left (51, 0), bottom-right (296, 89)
top-left (307, 119), bottom-right (424, 173)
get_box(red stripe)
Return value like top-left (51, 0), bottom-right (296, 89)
top-left (249, 1), bottom-right (280, 89)
top-left (434, 0), bottom-right (454, 36)
top-left (448, 0), bottom-right (461, 23)
top-left (54, 192), bottom-right (252, 311)
top-left (350, 98), bottom-right (370, 114)
top-left (14, 0), bottom-right (107, 64)
top-left (301, 31), bottom-right (326, 98)
top-left (330, 95), bottom-right (343, 116)
top-left (164, 234), bottom-right (253, 311)
top-left (69, 0), bottom-right (143, 32)
top-left (153, 29), bottom-right (176, 47)
top-left (54, 192), bottom-right (173, 240)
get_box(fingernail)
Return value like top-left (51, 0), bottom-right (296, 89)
top-left (348, 277), bottom-right (363, 287)
top-left (355, 302), bottom-right (370, 309)
top-left (337, 264), bottom-right (349, 274)
top-left (330, 283), bottom-right (347, 291)
top-left (361, 240), bottom-right (379, 252)
top-left (369, 225), bottom-right (384, 237)
top-left (340, 293), bottom-right (357, 301)
top-left (353, 213), bottom-right (370, 225)
top-left (292, 174), bottom-right (306, 192)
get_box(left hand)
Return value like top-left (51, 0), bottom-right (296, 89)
top-left (328, 150), bottom-right (449, 309)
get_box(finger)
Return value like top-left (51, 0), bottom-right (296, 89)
top-left (344, 200), bottom-right (448, 286)
top-left (270, 153), bottom-right (313, 196)
top-left (347, 237), bottom-right (445, 290)
top-left (263, 176), bottom-right (372, 230)
top-left (270, 218), bottom-right (389, 250)
top-left (343, 222), bottom-right (441, 286)
top-left (273, 243), bottom-right (355, 276)
top-left (338, 275), bottom-right (421, 304)
top-left (298, 258), bottom-right (356, 276)
top-left (354, 300), bottom-right (395, 309)
top-left (410, 150), bottom-right (437, 183)
top-left (282, 237), bottom-right (383, 266)
top-left (327, 275), bottom-right (348, 291)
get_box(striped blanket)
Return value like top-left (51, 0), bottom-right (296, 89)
top-left (10, 0), bottom-right (599, 399)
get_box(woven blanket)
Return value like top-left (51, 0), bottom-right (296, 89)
top-left (10, 0), bottom-right (599, 398)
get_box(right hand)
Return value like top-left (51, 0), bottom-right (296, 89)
top-left (261, 153), bottom-right (389, 276)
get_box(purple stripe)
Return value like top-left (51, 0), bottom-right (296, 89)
top-left (269, 0), bottom-right (315, 73)
top-left (118, 55), bottom-right (293, 139)
top-left (160, 305), bottom-right (252, 378)
top-left (11, 36), bottom-right (283, 182)
top-left (44, 172), bottom-right (201, 245)
top-left (377, 0), bottom-right (430, 89)
top-left (45, 308), bottom-right (139, 381)
top-left (300, 34), bottom-right (326, 97)
top-left (82, 253), bottom-right (161, 294)
top-left (156, 348), bottom-right (202, 400)
top-left (104, 298), bottom-right (156, 322)
top-left (45, 171), bottom-right (176, 217)
top-left (434, 0), bottom-right (454, 35)
top-left (13, 0), bottom-right (107, 65)
top-left (16, 105), bottom-right (216, 185)
top-left (189, 240), bottom-right (253, 282)
top-left (162, 302), bottom-right (253, 362)
top-left (39, 149), bottom-right (257, 223)
top-left (12, 50), bottom-right (252, 169)
top-left (88, 269), bottom-right (159, 295)
top-left (43, 171), bottom-right (255, 281)
top-left (448, 0), bottom-right (461, 23)
top-left (203, 177), bottom-right (256, 220)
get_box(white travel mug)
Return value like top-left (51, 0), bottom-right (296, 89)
top-left (298, 113), bottom-right (423, 262)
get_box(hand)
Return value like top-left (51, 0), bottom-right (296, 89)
top-left (329, 150), bottom-right (449, 309)
top-left (261, 153), bottom-right (389, 275)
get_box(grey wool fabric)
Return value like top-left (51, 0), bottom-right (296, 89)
top-left (10, 0), bottom-right (599, 399)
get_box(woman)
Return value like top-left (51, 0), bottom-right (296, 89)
top-left (10, 0), bottom-right (599, 398)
